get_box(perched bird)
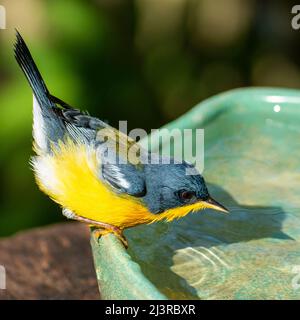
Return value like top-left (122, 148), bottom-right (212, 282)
top-left (14, 31), bottom-right (228, 248)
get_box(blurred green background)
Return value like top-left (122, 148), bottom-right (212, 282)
top-left (1, 0), bottom-right (300, 236)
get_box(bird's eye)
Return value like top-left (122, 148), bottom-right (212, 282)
top-left (178, 190), bottom-right (197, 203)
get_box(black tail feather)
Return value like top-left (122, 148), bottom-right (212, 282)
top-left (14, 30), bottom-right (55, 109)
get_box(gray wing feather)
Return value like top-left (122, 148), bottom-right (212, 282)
top-left (102, 163), bottom-right (146, 197)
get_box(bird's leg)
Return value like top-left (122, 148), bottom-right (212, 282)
top-left (62, 209), bottom-right (128, 248)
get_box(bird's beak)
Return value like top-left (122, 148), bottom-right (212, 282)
top-left (202, 196), bottom-right (229, 213)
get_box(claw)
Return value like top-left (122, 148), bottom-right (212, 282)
top-left (93, 227), bottom-right (128, 249)
top-left (93, 228), bottom-right (110, 241)
top-left (115, 232), bottom-right (128, 249)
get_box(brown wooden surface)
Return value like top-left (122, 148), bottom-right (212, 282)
top-left (0, 222), bottom-right (100, 300)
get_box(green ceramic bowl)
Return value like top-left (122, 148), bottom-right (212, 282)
top-left (91, 87), bottom-right (300, 300)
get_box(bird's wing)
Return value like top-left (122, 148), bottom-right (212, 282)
top-left (95, 125), bottom-right (147, 197)
top-left (101, 163), bottom-right (146, 197)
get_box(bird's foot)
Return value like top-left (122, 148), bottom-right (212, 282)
top-left (93, 227), bottom-right (128, 249)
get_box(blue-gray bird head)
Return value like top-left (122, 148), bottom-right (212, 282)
top-left (143, 161), bottom-right (228, 214)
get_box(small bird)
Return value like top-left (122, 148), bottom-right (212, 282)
top-left (14, 31), bottom-right (228, 248)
